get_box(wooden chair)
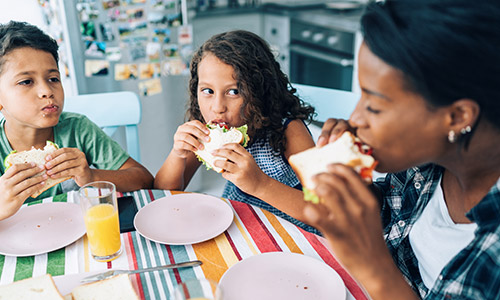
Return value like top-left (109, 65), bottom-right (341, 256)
top-left (64, 91), bottom-right (142, 162)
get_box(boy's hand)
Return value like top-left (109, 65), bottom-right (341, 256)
top-left (44, 148), bottom-right (93, 187)
top-left (172, 120), bottom-right (210, 159)
top-left (0, 163), bottom-right (47, 220)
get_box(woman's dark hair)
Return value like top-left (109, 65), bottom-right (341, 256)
top-left (361, 0), bottom-right (500, 145)
top-left (188, 30), bottom-right (314, 155)
top-left (0, 21), bottom-right (59, 75)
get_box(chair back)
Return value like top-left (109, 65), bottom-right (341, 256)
top-left (64, 91), bottom-right (142, 162)
top-left (293, 83), bottom-right (359, 123)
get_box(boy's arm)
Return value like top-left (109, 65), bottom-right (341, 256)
top-left (86, 157), bottom-right (153, 192)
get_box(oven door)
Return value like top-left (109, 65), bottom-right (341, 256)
top-left (290, 44), bottom-right (354, 91)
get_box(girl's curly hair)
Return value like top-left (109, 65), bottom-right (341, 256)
top-left (187, 30), bottom-right (314, 156)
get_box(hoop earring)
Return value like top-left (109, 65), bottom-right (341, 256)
top-left (460, 125), bottom-right (472, 135)
top-left (448, 130), bottom-right (456, 143)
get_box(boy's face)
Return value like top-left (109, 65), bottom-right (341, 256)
top-left (0, 47), bottom-right (64, 130)
top-left (196, 53), bottom-right (245, 127)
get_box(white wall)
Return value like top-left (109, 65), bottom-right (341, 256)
top-left (0, 0), bottom-right (45, 28)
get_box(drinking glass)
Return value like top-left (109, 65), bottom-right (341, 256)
top-left (79, 181), bottom-right (122, 262)
top-left (172, 278), bottom-right (222, 300)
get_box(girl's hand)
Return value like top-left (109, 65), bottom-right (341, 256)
top-left (317, 118), bottom-right (355, 147)
top-left (303, 163), bottom-right (390, 282)
top-left (211, 143), bottom-right (266, 195)
top-left (172, 120), bottom-right (210, 159)
top-left (0, 163), bottom-right (47, 220)
top-left (44, 148), bottom-right (93, 187)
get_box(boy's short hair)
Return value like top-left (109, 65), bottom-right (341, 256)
top-left (0, 21), bottom-right (59, 74)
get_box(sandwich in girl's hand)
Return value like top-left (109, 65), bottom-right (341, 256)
top-left (4, 141), bottom-right (71, 198)
top-left (194, 121), bottom-right (250, 173)
top-left (289, 131), bottom-right (377, 204)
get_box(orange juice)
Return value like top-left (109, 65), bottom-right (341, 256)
top-left (84, 203), bottom-right (121, 257)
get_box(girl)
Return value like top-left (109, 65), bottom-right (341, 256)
top-left (155, 30), bottom-right (319, 233)
top-left (0, 21), bottom-right (153, 221)
top-left (305, 0), bottom-right (500, 299)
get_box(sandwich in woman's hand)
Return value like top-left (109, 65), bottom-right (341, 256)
top-left (289, 131), bottom-right (377, 204)
top-left (194, 121), bottom-right (249, 173)
top-left (4, 141), bottom-right (71, 198)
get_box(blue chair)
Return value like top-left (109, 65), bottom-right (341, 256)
top-left (293, 83), bottom-right (360, 123)
top-left (64, 91), bottom-right (142, 162)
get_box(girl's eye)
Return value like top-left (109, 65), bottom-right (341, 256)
top-left (227, 89), bottom-right (239, 96)
top-left (18, 79), bottom-right (33, 86)
top-left (201, 88), bottom-right (214, 95)
top-left (49, 77), bottom-right (60, 83)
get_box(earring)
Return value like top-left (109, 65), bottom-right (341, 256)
top-left (0, 105), bottom-right (3, 110)
top-left (448, 130), bottom-right (456, 143)
top-left (460, 125), bottom-right (472, 135)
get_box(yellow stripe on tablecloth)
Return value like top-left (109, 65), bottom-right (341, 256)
top-left (83, 235), bottom-right (90, 272)
top-left (213, 233), bottom-right (239, 268)
top-left (192, 239), bottom-right (227, 282)
top-left (260, 209), bottom-right (303, 254)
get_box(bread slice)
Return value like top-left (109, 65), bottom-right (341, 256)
top-left (194, 123), bottom-right (249, 173)
top-left (70, 274), bottom-right (139, 300)
top-left (0, 274), bottom-right (64, 300)
top-left (289, 131), bottom-right (377, 203)
top-left (4, 141), bottom-right (71, 198)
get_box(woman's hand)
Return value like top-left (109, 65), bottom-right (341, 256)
top-left (317, 118), bottom-right (355, 147)
top-left (303, 164), bottom-right (390, 282)
top-left (211, 143), bottom-right (267, 195)
top-left (44, 148), bottom-right (93, 187)
top-left (0, 163), bottom-right (47, 220)
top-left (172, 120), bottom-right (210, 159)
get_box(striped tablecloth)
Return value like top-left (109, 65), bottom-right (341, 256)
top-left (0, 189), bottom-right (368, 300)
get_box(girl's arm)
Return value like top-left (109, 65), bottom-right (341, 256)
top-left (154, 151), bottom-right (200, 190)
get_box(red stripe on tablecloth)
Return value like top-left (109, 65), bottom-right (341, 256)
top-left (124, 232), bottom-right (146, 300)
top-left (230, 201), bottom-right (282, 252)
top-left (148, 190), bottom-right (155, 201)
top-left (165, 245), bottom-right (182, 284)
top-left (302, 230), bottom-right (369, 300)
top-left (107, 261), bottom-right (112, 269)
top-left (224, 231), bottom-right (242, 261)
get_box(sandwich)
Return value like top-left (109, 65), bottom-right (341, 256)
top-left (194, 121), bottom-right (249, 173)
top-left (4, 141), bottom-right (71, 198)
top-left (70, 274), bottom-right (139, 300)
top-left (0, 274), bottom-right (64, 300)
top-left (289, 131), bottom-right (377, 204)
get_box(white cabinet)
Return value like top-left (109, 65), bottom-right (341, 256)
top-left (263, 14), bottom-right (290, 75)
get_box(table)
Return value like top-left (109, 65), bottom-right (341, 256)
top-left (0, 189), bottom-right (368, 300)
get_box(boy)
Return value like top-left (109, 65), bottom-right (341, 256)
top-left (0, 21), bottom-right (153, 221)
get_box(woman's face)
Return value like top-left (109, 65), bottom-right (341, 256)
top-left (196, 53), bottom-right (245, 127)
top-left (350, 43), bottom-right (450, 173)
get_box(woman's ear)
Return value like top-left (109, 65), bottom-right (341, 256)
top-left (446, 99), bottom-right (480, 131)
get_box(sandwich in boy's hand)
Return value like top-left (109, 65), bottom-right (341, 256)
top-left (289, 131), bottom-right (377, 204)
top-left (194, 120), bottom-right (249, 173)
top-left (4, 141), bottom-right (71, 198)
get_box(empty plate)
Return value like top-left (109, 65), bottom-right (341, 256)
top-left (134, 193), bottom-right (234, 245)
top-left (219, 252), bottom-right (346, 300)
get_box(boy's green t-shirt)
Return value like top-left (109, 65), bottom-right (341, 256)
top-left (0, 112), bottom-right (130, 201)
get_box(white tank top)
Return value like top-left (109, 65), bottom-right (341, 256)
top-left (409, 177), bottom-right (477, 289)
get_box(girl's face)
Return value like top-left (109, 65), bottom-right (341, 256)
top-left (196, 53), bottom-right (245, 127)
top-left (0, 47), bottom-right (64, 130)
top-left (350, 43), bottom-right (450, 173)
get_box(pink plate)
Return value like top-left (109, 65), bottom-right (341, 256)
top-left (0, 202), bottom-right (86, 257)
top-left (219, 252), bottom-right (346, 300)
top-left (134, 193), bottom-right (234, 245)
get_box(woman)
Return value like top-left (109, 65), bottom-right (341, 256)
top-left (304, 0), bottom-right (500, 299)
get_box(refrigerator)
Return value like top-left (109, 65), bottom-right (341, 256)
top-left (38, 0), bottom-right (212, 191)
